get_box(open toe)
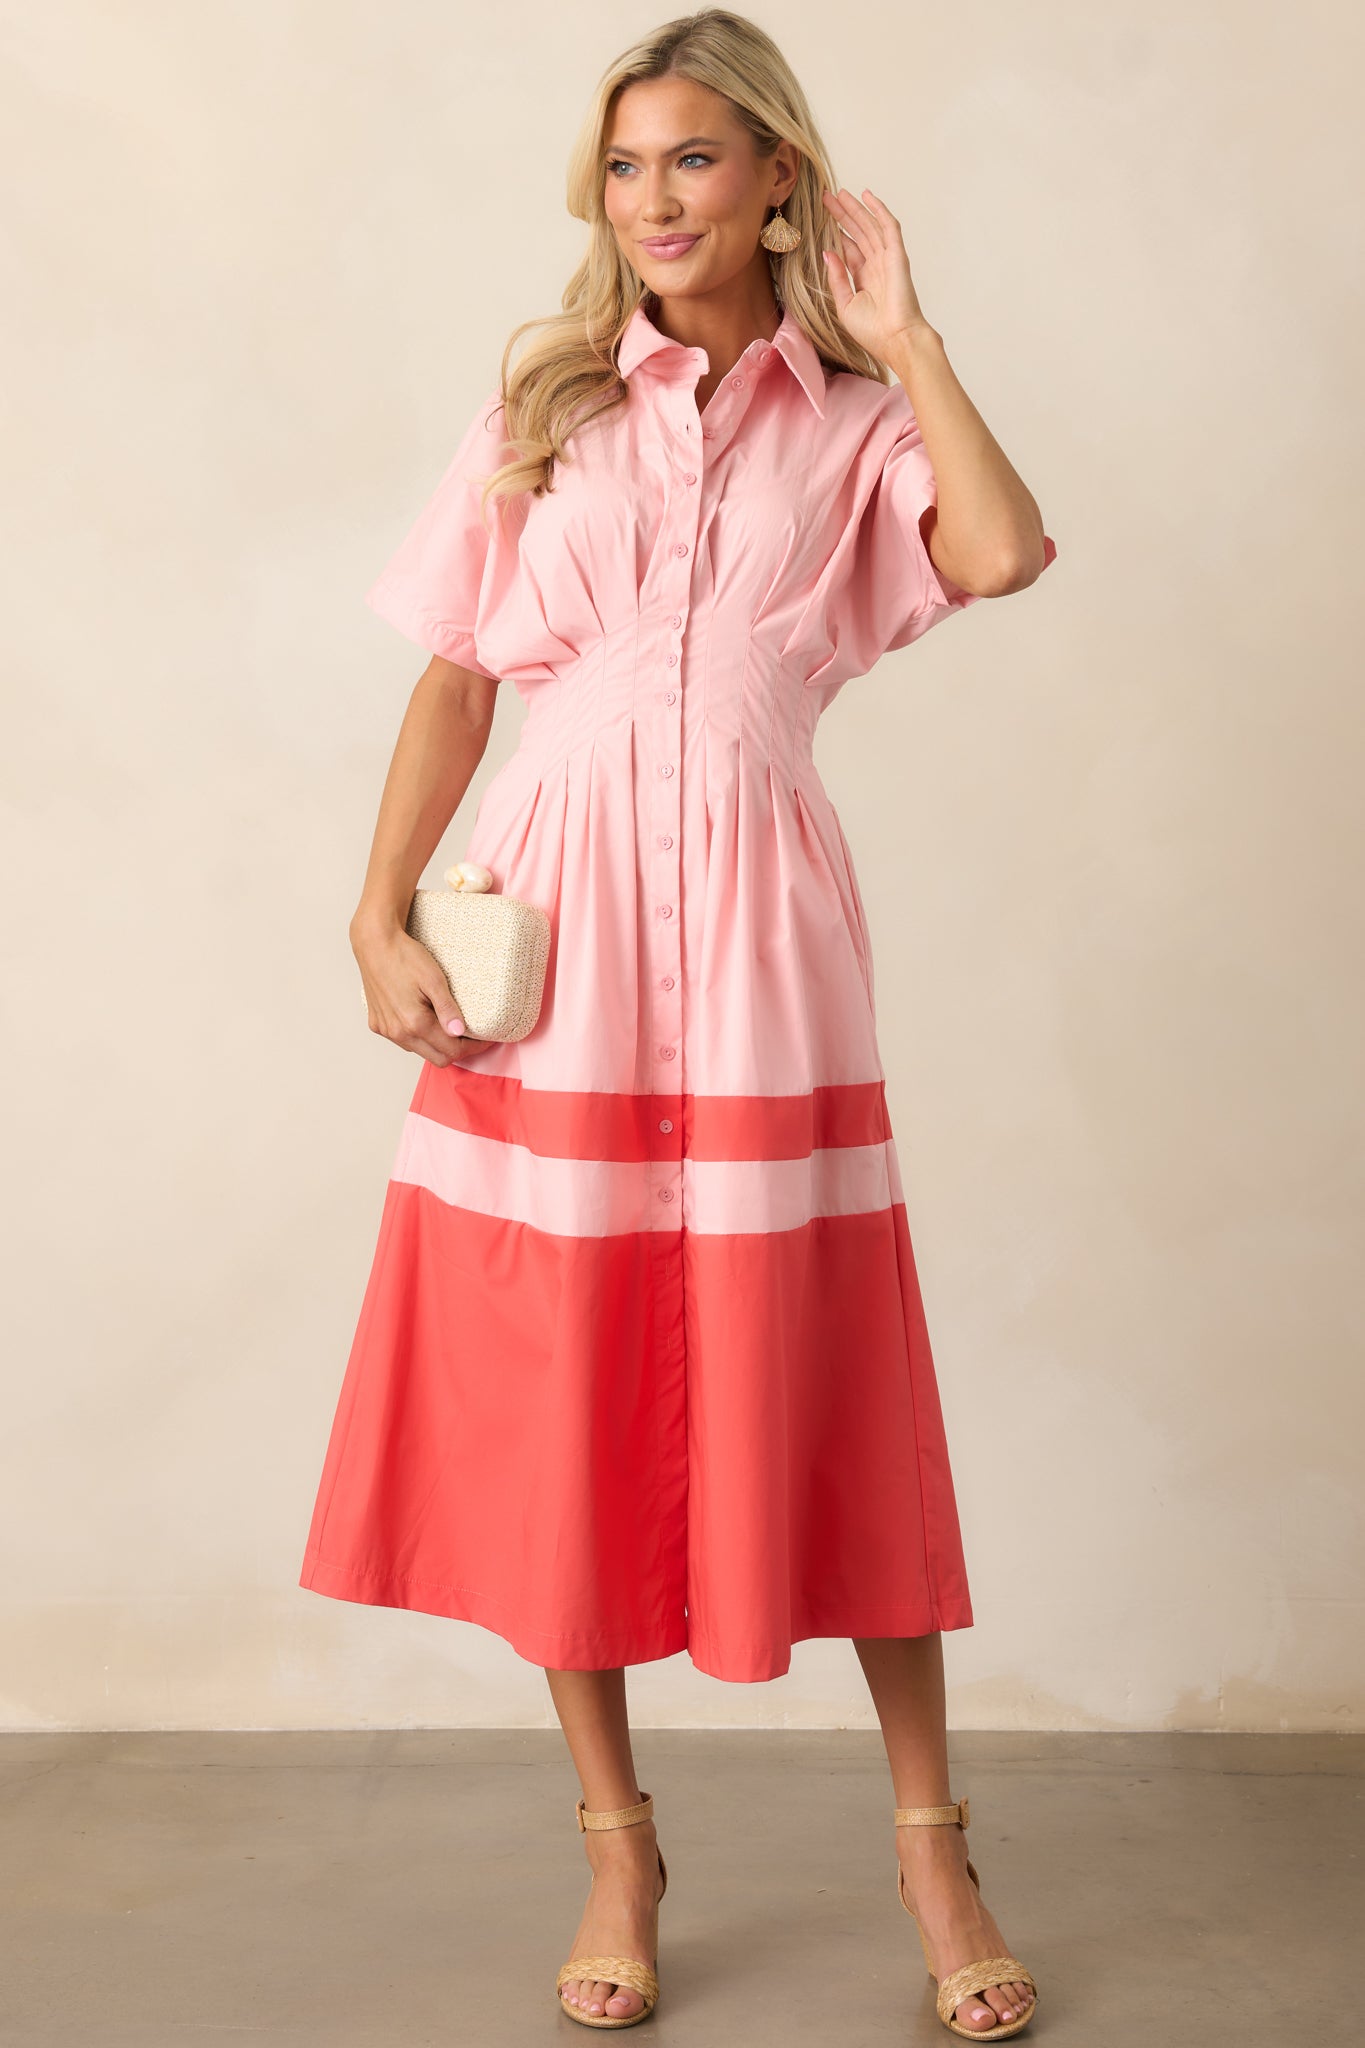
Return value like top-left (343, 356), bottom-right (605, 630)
top-left (893, 1796), bottom-right (1038, 2041)
top-left (554, 1792), bottom-right (668, 2030)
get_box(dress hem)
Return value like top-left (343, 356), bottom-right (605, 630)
top-left (298, 1551), bottom-right (973, 1685)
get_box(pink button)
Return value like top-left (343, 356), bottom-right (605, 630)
top-left (659, 1045), bottom-right (676, 1059)
top-left (658, 762), bottom-right (674, 778)
top-left (659, 834), bottom-right (673, 848)
top-left (658, 904), bottom-right (673, 918)
top-left (671, 614), bottom-right (682, 628)
top-left (660, 975), bottom-right (675, 988)
top-left (659, 1117), bottom-right (673, 1132)
top-left (673, 542), bottom-right (688, 557)
top-left (702, 428), bottom-right (714, 439)
top-left (666, 653), bottom-right (678, 666)
top-left (684, 472), bottom-right (697, 485)
top-left (664, 690), bottom-right (676, 704)
top-left (659, 1186), bottom-right (675, 1201)
top-left (730, 375), bottom-right (744, 389)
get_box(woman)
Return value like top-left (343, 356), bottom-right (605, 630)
top-left (301, 8), bottom-right (1054, 2037)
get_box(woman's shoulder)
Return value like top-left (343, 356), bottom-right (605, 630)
top-left (821, 364), bottom-right (914, 426)
top-left (817, 366), bottom-right (921, 472)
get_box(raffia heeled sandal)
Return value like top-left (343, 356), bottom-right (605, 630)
top-left (555, 1789), bottom-right (668, 2029)
top-left (895, 1796), bottom-right (1038, 2040)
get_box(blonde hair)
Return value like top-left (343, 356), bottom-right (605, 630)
top-left (475, 6), bottom-right (887, 514)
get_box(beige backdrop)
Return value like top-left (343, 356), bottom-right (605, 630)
top-left (4, 2), bottom-right (1361, 1732)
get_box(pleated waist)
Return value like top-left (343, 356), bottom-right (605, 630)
top-left (511, 628), bottom-right (821, 789)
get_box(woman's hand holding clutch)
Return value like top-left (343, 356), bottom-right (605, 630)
top-left (353, 919), bottom-right (496, 1067)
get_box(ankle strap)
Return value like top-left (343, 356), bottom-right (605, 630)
top-left (576, 1790), bottom-right (654, 1832)
top-left (894, 1795), bottom-right (969, 1830)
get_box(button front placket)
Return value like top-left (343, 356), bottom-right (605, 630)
top-left (646, 368), bottom-right (712, 1235)
top-left (642, 348), bottom-right (769, 1233)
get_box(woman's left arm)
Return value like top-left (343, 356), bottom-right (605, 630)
top-left (822, 185), bottom-right (1051, 598)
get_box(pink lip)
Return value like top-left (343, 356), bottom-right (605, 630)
top-left (640, 234), bottom-right (701, 259)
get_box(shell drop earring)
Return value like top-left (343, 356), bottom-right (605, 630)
top-left (759, 204), bottom-right (801, 253)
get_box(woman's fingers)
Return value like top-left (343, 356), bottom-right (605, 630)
top-left (823, 185), bottom-right (883, 254)
top-left (407, 1013), bottom-right (493, 1064)
top-left (859, 187), bottom-right (900, 235)
top-left (822, 247), bottom-right (853, 308)
top-left (353, 932), bottom-right (501, 1065)
top-left (413, 975), bottom-right (500, 1063)
top-left (835, 224), bottom-right (867, 280)
top-left (441, 1036), bottom-right (494, 1063)
top-left (411, 981), bottom-right (480, 1063)
top-left (821, 185), bottom-right (924, 356)
top-left (363, 971), bottom-right (490, 1065)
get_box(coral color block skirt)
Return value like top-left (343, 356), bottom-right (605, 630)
top-left (299, 1065), bottom-right (974, 1683)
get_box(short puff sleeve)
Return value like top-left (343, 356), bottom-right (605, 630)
top-left (364, 386), bottom-right (513, 679)
top-left (832, 402), bottom-right (1057, 676)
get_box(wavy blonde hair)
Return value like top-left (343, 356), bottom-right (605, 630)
top-left (474, 6), bottom-right (888, 515)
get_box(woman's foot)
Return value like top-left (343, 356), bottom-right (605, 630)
top-left (897, 1819), bottom-right (1036, 2034)
top-left (558, 1813), bottom-right (664, 2023)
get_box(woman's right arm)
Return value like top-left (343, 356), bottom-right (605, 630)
top-left (350, 656), bottom-right (500, 1067)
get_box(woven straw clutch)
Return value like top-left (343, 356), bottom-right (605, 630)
top-left (360, 862), bottom-right (551, 1043)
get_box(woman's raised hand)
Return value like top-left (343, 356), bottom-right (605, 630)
top-left (820, 186), bottom-right (930, 362)
top-left (354, 921), bottom-right (495, 1066)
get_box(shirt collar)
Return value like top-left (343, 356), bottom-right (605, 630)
top-left (615, 301), bottom-right (826, 419)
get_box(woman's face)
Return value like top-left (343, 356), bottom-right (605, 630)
top-left (602, 75), bottom-right (798, 301)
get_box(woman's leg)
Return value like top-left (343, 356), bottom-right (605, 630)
top-left (544, 1665), bottom-right (666, 2023)
top-left (854, 1634), bottom-right (1035, 2035)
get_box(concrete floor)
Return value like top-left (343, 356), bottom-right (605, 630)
top-left (0, 1728), bottom-right (1358, 2046)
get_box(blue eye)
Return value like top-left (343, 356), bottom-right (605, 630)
top-left (606, 153), bottom-right (712, 177)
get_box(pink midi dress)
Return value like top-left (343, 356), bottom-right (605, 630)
top-left (299, 302), bottom-right (1057, 1682)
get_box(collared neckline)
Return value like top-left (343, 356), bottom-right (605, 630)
top-left (615, 301), bottom-right (826, 419)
